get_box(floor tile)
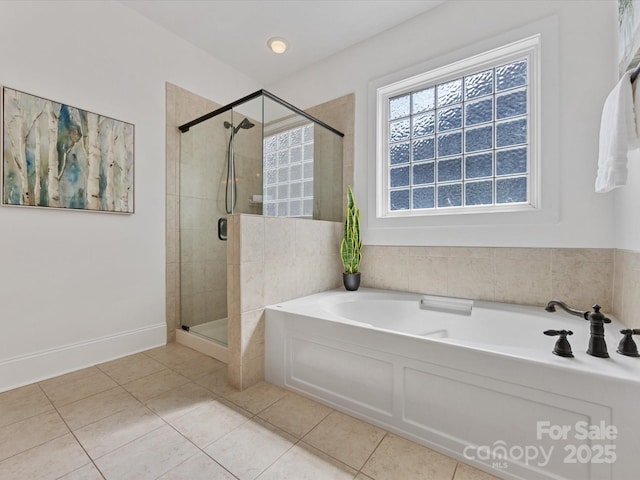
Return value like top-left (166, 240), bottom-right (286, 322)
top-left (0, 410), bottom-right (68, 462)
top-left (97, 353), bottom-right (166, 385)
top-left (58, 386), bottom-right (141, 430)
top-left (361, 433), bottom-right (457, 480)
top-left (40, 369), bottom-right (118, 407)
top-left (205, 417), bottom-right (295, 479)
top-left (453, 462), bottom-right (501, 480)
top-left (172, 355), bottom-right (227, 381)
top-left (74, 405), bottom-right (164, 459)
top-left (303, 411), bottom-right (386, 469)
top-left (144, 343), bottom-right (209, 369)
top-left (59, 463), bottom-right (105, 479)
top-left (257, 442), bottom-right (356, 480)
top-left (39, 366), bottom-right (101, 388)
top-left (95, 424), bottom-right (198, 480)
top-left (225, 381), bottom-right (287, 414)
top-left (0, 384), bottom-right (54, 428)
top-left (0, 433), bottom-right (90, 480)
top-left (169, 397), bottom-right (252, 448)
top-left (158, 452), bottom-right (236, 480)
top-left (122, 368), bottom-right (190, 403)
top-left (354, 474), bottom-right (374, 480)
top-left (145, 382), bottom-right (216, 422)
top-left (258, 392), bottom-right (332, 438)
top-left (194, 366), bottom-right (238, 397)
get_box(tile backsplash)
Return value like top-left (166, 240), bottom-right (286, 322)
top-left (360, 246), bottom-right (615, 314)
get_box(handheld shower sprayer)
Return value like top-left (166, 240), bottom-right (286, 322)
top-left (224, 118), bottom-right (255, 134)
top-left (224, 117), bottom-right (255, 214)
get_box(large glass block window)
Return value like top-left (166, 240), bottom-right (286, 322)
top-left (378, 35), bottom-right (539, 217)
top-left (263, 123), bottom-right (314, 217)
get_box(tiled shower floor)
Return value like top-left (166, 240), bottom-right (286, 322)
top-left (0, 343), bottom-right (499, 479)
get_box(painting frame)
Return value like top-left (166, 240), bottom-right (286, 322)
top-left (2, 86), bottom-right (135, 214)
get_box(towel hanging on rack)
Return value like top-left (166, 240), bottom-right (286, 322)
top-left (595, 71), bottom-right (639, 193)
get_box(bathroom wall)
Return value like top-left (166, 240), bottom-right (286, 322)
top-left (268, 0), bottom-right (618, 248)
top-left (0, 1), bottom-right (260, 391)
top-left (267, 1), bottom-right (639, 324)
top-left (227, 214), bottom-right (343, 389)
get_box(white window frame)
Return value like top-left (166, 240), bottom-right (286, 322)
top-left (376, 35), bottom-right (541, 219)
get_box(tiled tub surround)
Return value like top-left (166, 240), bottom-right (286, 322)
top-left (613, 249), bottom-right (640, 327)
top-left (227, 214), bottom-right (344, 390)
top-left (360, 246), bottom-right (617, 318)
top-left (0, 343), bottom-right (497, 480)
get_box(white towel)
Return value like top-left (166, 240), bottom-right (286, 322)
top-left (595, 71), bottom-right (639, 192)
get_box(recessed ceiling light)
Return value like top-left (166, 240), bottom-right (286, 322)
top-left (268, 37), bottom-right (288, 54)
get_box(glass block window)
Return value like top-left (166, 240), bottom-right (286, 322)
top-left (377, 35), bottom-right (539, 217)
top-left (263, 123), bottom-right (314, 217)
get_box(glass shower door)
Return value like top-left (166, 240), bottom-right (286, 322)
top-left (179, 110), bottom-right (231, 345)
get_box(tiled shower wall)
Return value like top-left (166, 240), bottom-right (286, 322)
top-left (306, 94), bottom-right (355, 207)
top-left (227, 214), bottom-right (343, 390)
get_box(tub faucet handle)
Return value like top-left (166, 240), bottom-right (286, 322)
top-left (617, 329), bottom-right (640, 357)
top-left (544, 329), bottom-right (574, 358)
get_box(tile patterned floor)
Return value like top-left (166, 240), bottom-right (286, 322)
top-left (0, 343), bottom-right (500, 479)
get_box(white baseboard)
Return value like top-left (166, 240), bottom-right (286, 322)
top-left (176, 329), bottom-right (228, 364)
top-left (0, 323), bottom-right (167, 393)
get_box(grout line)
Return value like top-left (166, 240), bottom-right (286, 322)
top-left (451, 461), bottom-right (460, 480)
top-left (0, 391), bottom-right (57, 431)
top-left (37, 384), bottom-right (107, 480)
top-left (163, 414), bottom-right (242, 480)
top-left (355, 431), bottom-right (388, 478)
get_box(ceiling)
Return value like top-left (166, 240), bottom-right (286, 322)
top-left (119, 0), bottom-right (446, 85)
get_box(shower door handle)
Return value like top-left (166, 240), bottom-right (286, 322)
top-left (218, 218), bottom-right (227, 241)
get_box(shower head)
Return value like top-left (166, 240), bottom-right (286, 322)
top-left (224, 117), bottom-right (255, 134)
top-left (236, 118), bottom-right (255, 132)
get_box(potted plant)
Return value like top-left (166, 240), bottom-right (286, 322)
top-left (340, 185), bottom-right (362, 291)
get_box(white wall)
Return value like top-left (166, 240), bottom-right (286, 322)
top-left (269, 0), bottom-right (619, 248)
top-left (0, 0), bottom-right (260, 391)
top-left (615, 153), bottom-right (640, 250)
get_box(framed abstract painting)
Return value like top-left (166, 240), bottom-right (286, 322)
top-left (2, 87), bottom-right (134, 213)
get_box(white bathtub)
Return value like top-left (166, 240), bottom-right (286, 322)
top-left (265, 288), bottom-right (640, 480)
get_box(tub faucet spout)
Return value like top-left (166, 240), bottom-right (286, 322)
top-left (544, 300), bottom-right (588, 319)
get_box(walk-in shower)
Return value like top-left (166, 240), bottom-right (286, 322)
top-left (177, 90), bottom-right (344, 350)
